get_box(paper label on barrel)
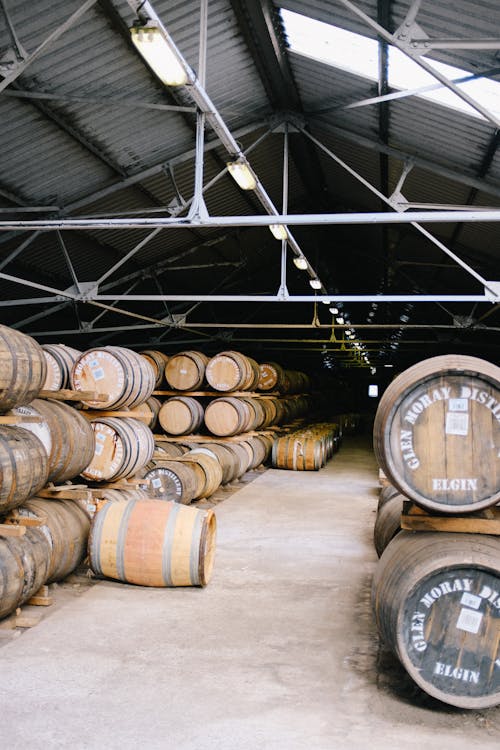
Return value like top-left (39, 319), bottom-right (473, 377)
top-left (445, 412), bottom-right (469, 436)
top-left (456, 608), bottom-right (483, 634)
top-left (461, 592), bottom-right (482, 610)
top-left (448, 398), bottom-right (468, 412)
top-left (91, 367), bottom-right (105, 381)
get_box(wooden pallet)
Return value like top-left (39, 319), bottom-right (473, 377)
top-left (401, 501), bottom-right (500, 535)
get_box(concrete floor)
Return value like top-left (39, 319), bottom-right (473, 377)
top-left (0, 436), bottom-right (499, 749)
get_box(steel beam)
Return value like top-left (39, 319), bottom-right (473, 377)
top-left (2, 89), bottom-right (196, 113)
top-left (0, 0), bottom-right (99, 94)
top-left (92, 294), bottom-right (491, 303)
top-left (2, 210), bottom-right (500, 232)
top-left (298, 128), bottom-right (494, 292)
top-left (313, 120), bottom-right (500, 201)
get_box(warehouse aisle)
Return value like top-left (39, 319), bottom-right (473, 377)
top-left (0, 437), bottom-right (498, 750)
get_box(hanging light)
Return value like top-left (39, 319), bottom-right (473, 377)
top-left (293, 256), bottom-right (308, 270)
top-left (269, 224), bottom-right (288, 240)
top-left (227, 160), bottom-right (257, 190)
top-left (309, 278), bottom-right (322, 290)
top-left (329, 306), bottom-right (339, 315)
top-left (336, 316), bottom-right (344, 324)
top-left (130, 23), bottom-right (189, 86)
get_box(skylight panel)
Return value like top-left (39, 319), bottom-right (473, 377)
top-left (282, 9), bottom-right (500, 122)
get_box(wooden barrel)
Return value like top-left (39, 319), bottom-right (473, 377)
top-left (223, 442), bottom-right (252, 477)
top-left (373, 531), bottom-right (500, 709)
top-left (89, 499), bottom-right (217, 587)
top-left (0, 528), bottom-right (51, 618)
top-left (0, 426), bottom-right (49, 513)
top-left (179, 450), bottom-right (223, 498)
top-left (258, 362), bottom-right (285, 392)
top-left (0, 324), bottom-right (47, 412)
top-left (139, 349), bottom-right (169, 388)
top-left (82, 417), bottom-right (155, 482)
top-left (204, 396), bottom-right (253, 437)
top-left (244, 436), bottom-right (268, 470)
top-left (97, 488), bottom-right (149, 504)
top-left (12, 399), bottom-right (95, 483)
top-left (71, 346), bottom-right (156, 409)
top-left (196, 443), bottom-right (240, 484)
top-left (137, 458), bottom-right (198, 504)
top-left (153, 440), bottom-right (186, 459)
top-left (158, 396), bottom-right (204, 436)
top-left (373, 355), bottom-right (500, 514)
top-left (21, 498), bottom-right (90, 583)
top-left (373, 491), bottom-right (404, 557)
top-left (42, 344), bottom-right (81, 391)
top-left (377, 483), bottom-right (400, 512)
top-left (164, 351), bottom-right (208, 391)
top-left (145, 396), bottom-right (162, 430)
top-left (205, 351), bottom-right (257, 392)
top-left (272, 435), bottom-right (323, 471)
top-left (281, 369), bottom-right (310, 394)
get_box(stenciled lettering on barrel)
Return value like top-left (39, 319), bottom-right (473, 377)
top-left (403, 570), bottom-right (500, 699)
top-left (390, 374), bottom-right (500, 506)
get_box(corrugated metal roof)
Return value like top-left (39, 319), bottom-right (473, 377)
top-left (0, 0), bottom-right (498, 364)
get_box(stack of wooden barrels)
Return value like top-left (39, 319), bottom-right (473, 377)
top-left (69, 346), bottom-right (157, 482)
top-left (154, 349), bottom-right (312, 439)
top-left (371, 354), bottom-right (500, 709)
top-left (0, 327), bottom-right (92, 618)
top-left (272, 422), bottom-right (340, 471)
top-left (0, 327), bottom-right (219, 598)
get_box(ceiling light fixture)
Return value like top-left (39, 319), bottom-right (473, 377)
top-left (293, 256), bottom-right (308, 270)
top-left (269, 224), bottom-right (288, 241)
top-left (309, 278), bottom-right (322, 290)
top-left (130, 23), bottom-right (189, 86)
top-left (329, 306), bottom-right (339, 315)
top-left (227, 159), bottom-right (257, 190)
top-left (336, 316), bottom-right (344, 324)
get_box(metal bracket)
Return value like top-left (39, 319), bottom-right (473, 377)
top-left (393, 21), bottom-right (430, 57)
top-left (388, 160), bottom-right (414, 211)
top-left (0, 47), bottom-right (25, 75)
top-left (161, 313), bottom-right (187, 327)
top-left (484, 281), bottom-right (500, 302)
top-left (269, 112), bottom-right (305, 133)
top-left (453, 315), bottom-right (475, 328)
top-left (387, 191), bottom-right (409, 212)
top-left (68, 281), bottom-right (98, 301)
top-left (277, 283), bottom-right (289, 300)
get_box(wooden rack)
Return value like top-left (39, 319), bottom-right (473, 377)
top-left (152, 390), bottom-right (280, 398)
top-left (38, 389), bottom-right (109, 402)
top-left (154, 429), bottom-right (279, 444)
top-left (0, 414), bottom-right (43, 425)
top-left (401, 501), bottom-right (500, 536)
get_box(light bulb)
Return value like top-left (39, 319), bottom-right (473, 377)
top-left (227, 160), bottom-right (257, 190)
top-left (130, 24), bottom-right (189, 86)
top-left (293, 256), bottom-right (308, 270)
top-left (269, 224), bottom-right (288, 240)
